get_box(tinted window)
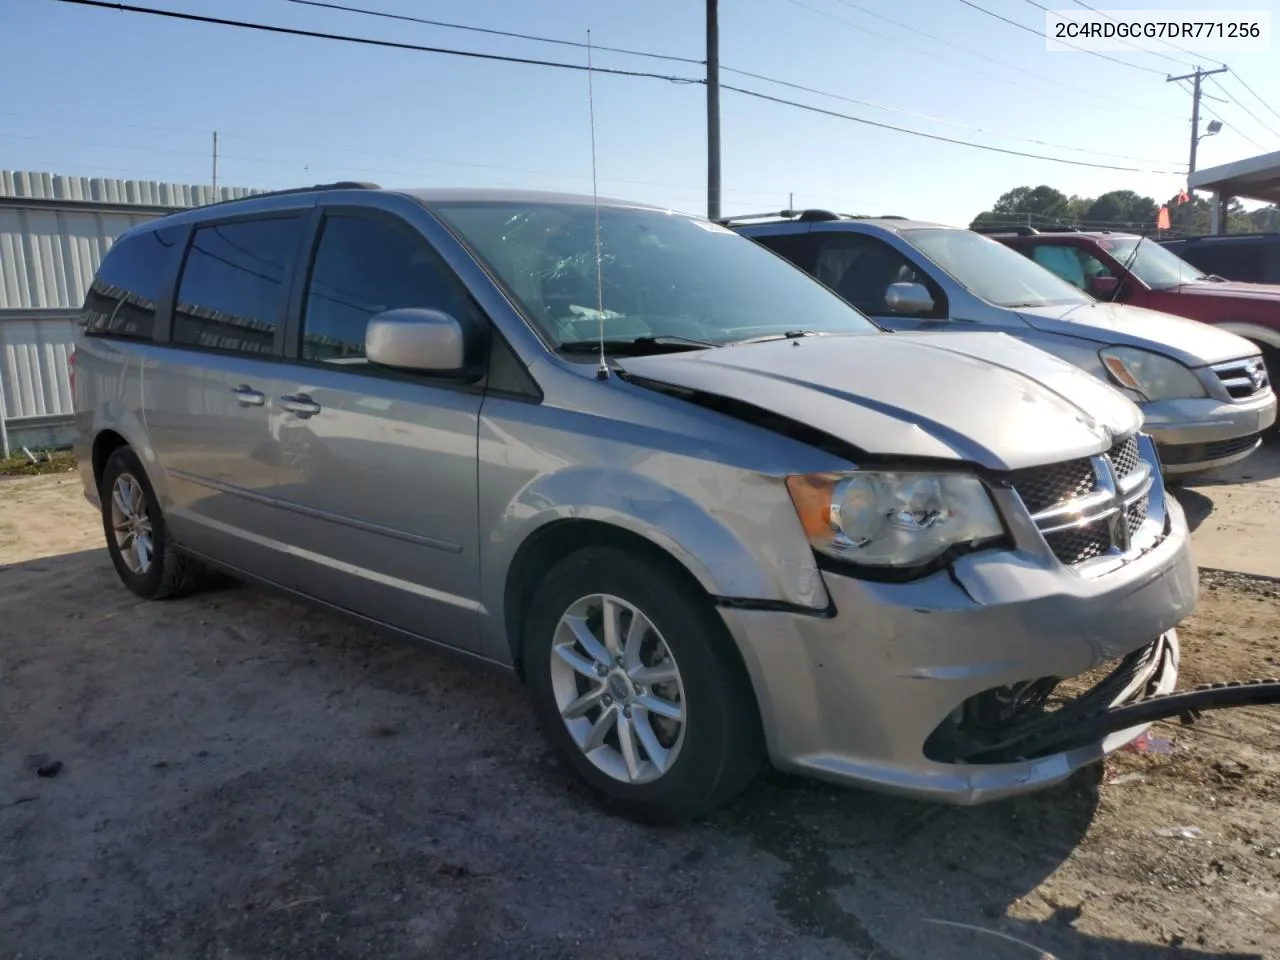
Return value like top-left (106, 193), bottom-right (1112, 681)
top-left (82, 227), bottom-right (181, 339)
top-left (433, 202), bottom-right (877, 347)
top-left (301, 215), bottom-right (469, 364)
top-left (173, 217), bottom-right (301, 355)
top-left (811, 234), bottom-right (944, 317)
top-left (752, 232), bottom-right (819, 273)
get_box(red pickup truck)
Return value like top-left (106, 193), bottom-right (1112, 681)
top-left (987, 228), bottom-right (1280, 384)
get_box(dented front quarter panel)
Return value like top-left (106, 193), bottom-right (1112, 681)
top-left (475, 365), bottom-right (852, 664)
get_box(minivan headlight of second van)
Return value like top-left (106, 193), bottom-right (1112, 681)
top-left (1098, 347), bottom-right (1208, 401)
top-left (785, 471), bottom-right (1005, 568)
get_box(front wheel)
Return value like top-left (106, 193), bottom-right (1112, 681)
top-left (525, 547), bottom-right (765, 824)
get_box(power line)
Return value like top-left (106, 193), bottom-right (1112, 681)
top-left (829, 0), bottom-right (1181, 123)
top-left (51, 0), bottom-right (1184, 177)
top-left (1207, 76), bottom-right (1280, 142)
top-left (53, 0), bottom-right (702, 84)
top-left (1228, 72), bottom-right (1280, 127)
top-left (720, 64), bottom-right (1178, 163)
top-left (279, 0), bottom-right (704, 66)
top-left (720, 84), bottom-right (1184, 174)
top-left (1199, 100), bottom-right (1268, 152)
top-left (1067, 0), bottom-right (1280, 144)
top-left (953, 0), bottom-right (1167, 75)
top-left (1023, 0), bottom-right (1198, 70)
top-left (279, 0), bottom-right (1176, 160)
top-left (789, 0), bottom-right (1181, 120)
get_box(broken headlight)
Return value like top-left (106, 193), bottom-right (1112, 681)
top-left (785, 471), bottom-right (1004, 568)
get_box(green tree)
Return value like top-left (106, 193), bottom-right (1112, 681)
top-left (1083, 190), bottom-right (1159, 228)
top-left (970, 185), bottom-right (1071, 228)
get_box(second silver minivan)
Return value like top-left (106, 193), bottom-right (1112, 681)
top-left (733, 212), bottom-right (1276, 476)
top-left (75, 185), bottom-right (1195, 823)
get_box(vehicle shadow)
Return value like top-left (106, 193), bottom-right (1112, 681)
top-left (1171, 485), bottom-right (1214, 532)
top-left (711, 771), bottom-right (1263, 959)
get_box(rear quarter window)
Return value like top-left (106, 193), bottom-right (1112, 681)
top-left (82, 226), bottom-right (183, 340)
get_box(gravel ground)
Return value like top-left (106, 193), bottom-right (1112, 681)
top-left (2, 473), bottom-right (1278, 960)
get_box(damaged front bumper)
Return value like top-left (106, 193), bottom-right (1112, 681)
top-left (717, 496), bottom-right (1197, 805)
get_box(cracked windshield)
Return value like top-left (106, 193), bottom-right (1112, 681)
top-left (435, 201), bottom-right (877, 348)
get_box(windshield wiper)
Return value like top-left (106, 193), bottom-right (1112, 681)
top-left (557, 335), bottom-right (719, 354)
top-left (730, 329), bottom-right (821, 345)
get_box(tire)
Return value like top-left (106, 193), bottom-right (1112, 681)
top-left (99, 446), bottom-right (206, 600)
top-left (525, 546), bottom-right (765, 825)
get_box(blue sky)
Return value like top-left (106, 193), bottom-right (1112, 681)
top-left (3, 0), bottom-right (1279, 224)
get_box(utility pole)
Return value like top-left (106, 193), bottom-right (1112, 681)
top-left (706, 0), bottom-right (721, 222)
top-left (212, 130), bottom-right (219, 197)
top-left (1167, 65), bottom-right (1229, 176)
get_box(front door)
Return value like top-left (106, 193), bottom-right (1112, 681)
top-left (265, 208), bottom-right (485, 652)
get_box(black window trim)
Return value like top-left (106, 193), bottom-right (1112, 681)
top-left (164, 207), bottom-right (312, 361)
top-left (280, 204), bottom-right (542, 400)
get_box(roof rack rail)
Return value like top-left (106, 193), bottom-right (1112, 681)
top-left (198, 180), bottom-right (380, 209)
top-left (972, 225), bottom-right (1040, 236)
top-left (717, 208), bottom-right (842, 226)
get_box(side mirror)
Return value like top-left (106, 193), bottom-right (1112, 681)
top-left (365, 308), bottom-right (472, 376)
top-left (884, 281), bottom-right (935, 316)
top-left (1089, 275), bottom-right (1120, 298)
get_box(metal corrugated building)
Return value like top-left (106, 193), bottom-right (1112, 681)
top-left (0, 170), bottom-right (261, 455)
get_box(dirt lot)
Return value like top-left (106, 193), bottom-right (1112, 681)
top-left (1, 473), bottom-right (1278, 960)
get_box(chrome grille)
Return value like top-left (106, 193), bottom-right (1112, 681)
top-left (1007, 457), bottom-right (1095, 514)
top-left (1126, 495), bottom-right (1149, 532)
top-left (1108, 436), bottom-right (1140, 477)
top-left (1212, 357), bottom-right (1270, 400)
top-left (1011, 435), bottom-right (1158, 567)
top-left (1044, 525), bottom-right (1111, 565)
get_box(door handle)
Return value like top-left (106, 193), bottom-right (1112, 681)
top-left (231, 384), bottom-right (265, 407)
top-left (280, 393), bottom-right (322, 418)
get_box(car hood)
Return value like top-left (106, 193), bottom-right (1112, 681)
top-left (1173, 279), bottom-right (1280, 303)
top-left (1015, 299), bottom-right (1256, 366)
top-left (616, 331), bottom-right (1141, 471)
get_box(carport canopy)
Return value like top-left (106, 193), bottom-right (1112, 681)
top-left (1189, 150), bottom-right (1280, 233)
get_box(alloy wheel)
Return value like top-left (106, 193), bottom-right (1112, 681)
top-left (548, 593), bottom-right (687, 784)
top-left (109, 473), bottom-right (154, 575)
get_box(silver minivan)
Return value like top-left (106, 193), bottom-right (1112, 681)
top-left (733, 213), bottom-right (1277, 476)
top-left (75, 185), bottom-right (1196, 824)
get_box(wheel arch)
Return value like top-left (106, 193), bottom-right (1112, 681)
top-left (91, 428), bottom-right (132, 489)
top-left (503, 519), bottom-right (707, 677)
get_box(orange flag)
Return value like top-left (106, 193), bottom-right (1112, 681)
top-left (1156, 206), bottom-right (1171, 230)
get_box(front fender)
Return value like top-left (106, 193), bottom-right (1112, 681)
top-left (477, 463), bottom-right (829, 665)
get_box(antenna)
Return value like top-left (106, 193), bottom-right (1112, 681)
top-left (586, 28), bottom-right (609, 381)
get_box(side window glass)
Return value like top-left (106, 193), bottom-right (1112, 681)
top-left (173, 217), bottom-right (301, 355)
top-left (752, 232), bottom-right (820, 274)
top-left (301, 215), bottom-right (469, 365)
top-left (815, 236), bottom-right (932, 315)
top-left (1031, 245), bottom-right (1086, 289)
top-left (82, 227), bottom-right (181, 340)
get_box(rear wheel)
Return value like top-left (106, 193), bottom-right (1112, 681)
top-left (525, 547), bottom-right (765, 824)
top-left (100, 446), bottom-right (206, 600)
